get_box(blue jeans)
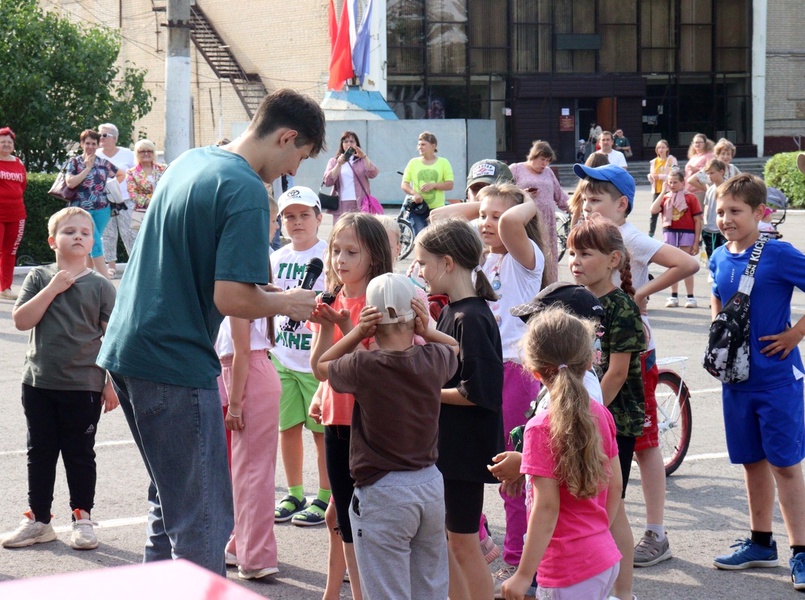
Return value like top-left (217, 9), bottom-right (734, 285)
top-left (111, 373), bottom-right (233, 575)
top-left (88, 206), bottom-right (111, 258)
top-left (410, 211), bottom-right (430, 237)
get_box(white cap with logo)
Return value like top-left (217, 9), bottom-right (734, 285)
top-left (277, 186), bottom-right (321, 214)
top-left (366, 273), bottom-right (418, 324)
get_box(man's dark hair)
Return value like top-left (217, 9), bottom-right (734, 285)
top-left (251, 89), bottom-right (326, 157)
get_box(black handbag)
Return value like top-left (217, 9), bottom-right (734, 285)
top-left (702, 237), bottom-right (766, 384)
top-left (48, 158), bottom-right (78, 203)
top-left (404, 196), bottom-right (430, 217)
top-left (318, 183), bottom-right (339, 211)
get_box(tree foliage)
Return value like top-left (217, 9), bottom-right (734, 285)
top-left (765, 152), bottom-right (805, 208)
top-left (0, 0), bottom-right (153, 170)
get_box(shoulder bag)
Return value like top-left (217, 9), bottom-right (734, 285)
top-left (702, 237), bottom-right (767, 384)
top-left (355, 172), bottom-right (383, 215)
top-left (47, 158), bottom-right (78, 203)
top-left (318, 181), bottom-right (339, 211)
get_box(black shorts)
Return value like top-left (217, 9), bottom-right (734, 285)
top-left (443, 478), bottom-right (484, 534)
top-left (616, 435), bottom-right (637, 499)
top-left (324, 425), bottom-right (355, 543)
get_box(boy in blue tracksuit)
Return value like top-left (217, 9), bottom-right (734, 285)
top-left (709, 173), bottom-right (805, 591)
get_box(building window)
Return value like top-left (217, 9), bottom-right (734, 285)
top-left (388, 0), bottom-right (425, 75)
top-left (511, 0), bottom-right (552, 73)
top-left (468, 0), bottom-right (507, 74)
top-left (426, 0), bottom-right (467, 75)
top-left (679, 0), bottom-right (712, 72)
top-left (599, 0), bottom-right (637, 72)
top-left (641, 0), bottom-right (675, 72)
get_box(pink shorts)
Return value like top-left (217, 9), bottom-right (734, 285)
top-left (635, 350), bottom-right (659, 452)
top-left (536, 563), bottom-right (619, 600)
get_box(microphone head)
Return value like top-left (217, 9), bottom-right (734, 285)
top-left (306, 257), bottom-right (324, 278)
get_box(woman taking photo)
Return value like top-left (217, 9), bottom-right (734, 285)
top-left (126, 139), bottom-right (166, 234)
top-left (401, 131), bottom-right (454, 236)
top-left (683, 133), bottom-right (714, 205)
top-left (0, 127), bottom-right (26, 300)
top-left (322, 131), bottom-right (379, 224)
top-left (66, 129), bottom-right (124, 278)
top-left (647, 139), bottom-right (677, 238)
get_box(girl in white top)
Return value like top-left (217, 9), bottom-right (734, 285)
top-left (476, 182), bottom-right (546, 576)
top-left (214, 195), bottom-right (282, 580)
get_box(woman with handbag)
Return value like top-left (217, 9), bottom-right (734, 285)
top-left (65, 129), bottom-right (124, 279)
top-left (98, 123), bottom-right (136, 278)
top-left (0, 127), bottom-right (26, 300)
top-left (322, 131), bottom-right (379, 224)
top-left (126, 139), bottom-right (166, 236)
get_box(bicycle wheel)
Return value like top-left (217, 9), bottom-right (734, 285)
top-left (556, 212), bottom-right (570, 262)
top-left (656, 370), bottom-right (692, 476)
top-left (398, 218), bottom-right (415, 260)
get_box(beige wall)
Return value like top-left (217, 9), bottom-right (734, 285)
top-left (46, 0), bottom-right (332, 151)
top-left (765, 0), bottom-right (805, 140)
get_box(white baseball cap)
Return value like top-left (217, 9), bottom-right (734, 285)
top-left (277, 186), bottom-right (321, 214)
top-left (366, 273), bottom-right (417, 324)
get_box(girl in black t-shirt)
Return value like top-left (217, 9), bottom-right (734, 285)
top-left (415, 218), bottom-right (504, 600)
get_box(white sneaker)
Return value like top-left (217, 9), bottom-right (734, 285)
top-left (684, 297), bottom-right (697, 308)
top-left (238, 565), bottom-right (279, 579)
top-left (1, 511), bottom-right (56, 548)
top-left (70, 509), bottom-right (98, 550)
top-left (665, 297), bottom-right (679, 308)
top-left (0, 289), bottom-right (17, 301)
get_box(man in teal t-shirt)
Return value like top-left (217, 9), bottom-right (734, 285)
top-left (97, 89), bottom-right (325, 576)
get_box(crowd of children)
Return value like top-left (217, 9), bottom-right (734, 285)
top-left (4, 140), bottom-right (805, 600)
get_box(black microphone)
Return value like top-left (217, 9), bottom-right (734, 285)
top-left (282, 258), bottom-right (324, 331)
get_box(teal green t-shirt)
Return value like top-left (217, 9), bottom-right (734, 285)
top-left (97, 146), bottom-right (271, 389)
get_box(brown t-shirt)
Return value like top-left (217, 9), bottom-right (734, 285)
top-left (328, 343), bottom-right (457, 487)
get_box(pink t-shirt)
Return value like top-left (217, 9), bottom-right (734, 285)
top-left (308, 292), bottom-right (370, 426)
top-left (521, 400), bottom-right (621, 588)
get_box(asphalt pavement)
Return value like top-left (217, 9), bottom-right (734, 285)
top-left (0, 188), bottom-right (804, 599)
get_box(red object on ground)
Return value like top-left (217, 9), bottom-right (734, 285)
top-left (0, 559), bottom-right (267, 600)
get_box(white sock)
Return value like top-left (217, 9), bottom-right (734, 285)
top-left (646, 524), bottom-right (665, 541)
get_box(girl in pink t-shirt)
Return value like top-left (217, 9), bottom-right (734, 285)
top-left (501, 307), bottom-right (622, 600)
top-left (308, 213), bottom-right (393, 600)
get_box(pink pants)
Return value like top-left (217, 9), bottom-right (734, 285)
top-left (500, 361), bottom-right (540, 566)
top-left (218, 350), bottom-right (281, 571)
top-left (0, 219), bottom-right (24, 291)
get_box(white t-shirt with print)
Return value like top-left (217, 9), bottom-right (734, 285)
top-left (482, 240), bottom-right (545, 362)
top-left (271, 240), bottom-right (328, 372)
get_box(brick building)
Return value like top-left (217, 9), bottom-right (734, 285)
top-left (44, 0), bottom-right (804, 160)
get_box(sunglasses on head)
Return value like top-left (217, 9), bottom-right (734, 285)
top-left (100, 133), bottom-right (114, 138)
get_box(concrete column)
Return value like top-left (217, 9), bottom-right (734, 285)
top-left (165, 0), bottom-right (192, 163)
top-left (751, 0), bottom-right (767, 157)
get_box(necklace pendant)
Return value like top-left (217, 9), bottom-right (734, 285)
top-left (492, 278), bottom-right (501, 291)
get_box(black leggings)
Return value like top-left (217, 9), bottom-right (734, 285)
top-left (324, 425), bottom-right (356, 543)
top-left (616, 435), bottom-right (637, 499)
top-left (22, 384), bottom-right (103, 522)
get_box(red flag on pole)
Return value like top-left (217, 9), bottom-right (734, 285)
top-left (328, 0), bottom-right (337, 54)
top-left (328, 0), bottom-right (354, 90)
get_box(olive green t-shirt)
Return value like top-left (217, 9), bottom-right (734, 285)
top-left (17, 265), bottom-right (116, 392)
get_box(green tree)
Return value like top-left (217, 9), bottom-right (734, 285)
top-left (0, 0), bottom-right (153, 170)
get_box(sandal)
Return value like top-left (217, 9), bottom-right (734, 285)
top-left (107, 267), bottom-right (117, 278)
top-left (291, 498), bottom-right (328, 527)
top-left (274, 495), bottom-right (307, 522)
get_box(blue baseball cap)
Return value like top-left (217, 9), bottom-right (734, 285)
top-left (573, 163), bottom-right (635, 210)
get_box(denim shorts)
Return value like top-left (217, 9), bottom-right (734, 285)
top-left (723, 379), bottom-right (805, 467)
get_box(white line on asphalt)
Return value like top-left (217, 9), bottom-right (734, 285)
top-left (0, 439), bottom-right (135, 457)
top-left (681, 451), bottom-right (730, 462)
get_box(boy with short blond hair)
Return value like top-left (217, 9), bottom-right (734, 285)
top-left (271, 186), bottom-right (330, 526)
top-left (3, 207), bottom-right (117, 551)
top-left (575, 163), bottom-right (699, 599)
top-left (709, 173), bottom-right (805, 590)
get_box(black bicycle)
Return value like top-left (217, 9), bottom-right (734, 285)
top-left (397, 195), bottom-right (416, 260)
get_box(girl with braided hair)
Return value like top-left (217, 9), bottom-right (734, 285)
top-left (566, 214), bottom-right (647, 600)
